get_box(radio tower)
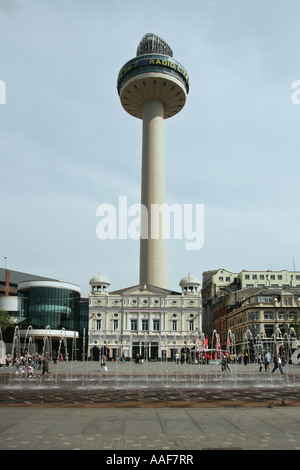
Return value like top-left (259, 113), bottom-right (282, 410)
top-left (117, 34), bottom-right (189, 289)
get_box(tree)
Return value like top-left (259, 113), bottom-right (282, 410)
top-left (0, 311), bottom-right (16, 332)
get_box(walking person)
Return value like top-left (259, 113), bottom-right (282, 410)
top-left (264, 352), bottom-right (271, 372)
top-left (272, 354), bottom-right (284, 375)
top-left (221, 354), bottom-right (232, 372)
top-left (52, 350), bottom-right (57, 365)
top-left (42, 354), bottom-right (52, 378)
top-left (15, 354), bottom-right (25, 375)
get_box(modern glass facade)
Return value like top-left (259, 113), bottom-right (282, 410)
top-left (18, 282), bottom-right (80, 332)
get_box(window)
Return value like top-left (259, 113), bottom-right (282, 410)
top-left (131, 319), bottom-right (137, 331)
top-left (245, 275), bottom-right (250, 279)
top-left (255, 296), bottom-right (272, 303)
top-left (264, 325), bottom-right (274, 338)
top-left (278, 312), bottom-right (285, 320)
top-left (264, 312), bottom-right (274, 320)
top-left (171, 320), bottom-right (177, 331)
top-left (153, 320), bottom-right (160, 331)
top-left (188, 320), bottom-right (194, 331)
top-left (289, 312), bottom-right (298, 320)
top-left (250, 311), bottom-right (259, 320)
top-left (142, 319), bottom-right (149, 331)
top-left (96, 319), bottom-right (102, 330)
top-left (250, 324), bottom-right (260, 336)
top-left (113, 320), bottom-right (119, 331)
top-left (252, 274), bottom-right (257, 279)
top-left (260, 275), bottom-right (264, 280)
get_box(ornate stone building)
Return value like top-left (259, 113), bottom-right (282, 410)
top-left (88, 274), bottom-right (202, 361)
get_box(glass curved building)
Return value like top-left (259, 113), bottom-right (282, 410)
top-left (18, 280), bottom-right (81, 343)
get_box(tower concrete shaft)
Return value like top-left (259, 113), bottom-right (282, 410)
top-left (117, 34), bottom-right (189, 289)
top-left (140, 100), bottom-right (166, 288)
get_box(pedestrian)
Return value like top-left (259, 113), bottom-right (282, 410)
top-left (221, 354), bottom-right (231, 372)
top-left (264, 352), bottom-right (271, 371)
top-left (226, 353), bottom-right (232, 371)
top-left (100, 354), bottom-right (108, 372)
top-left (221, 355), bottom-right (226, 371)
top-left (135, 354), bottom-right (140, 364)
top-left (15, 354), bottom-right (25, 375)
top-left (52, 350), bottom-right (57, 364)
top-left (27, 364), bottom-right (35, 377)
top-left (42, 354), bottom-right (52, 378)
top-left (272, 354), bottom-right (284, 375)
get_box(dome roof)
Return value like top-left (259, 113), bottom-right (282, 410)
top-left (89, 273), bottom-right (111, 285)
top-left (136, 33), bottom-right (173, 57)
top-left (179, 274), bottom-right (200, 287)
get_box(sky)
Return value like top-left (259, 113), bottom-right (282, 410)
top-left (0, 0), bottom-right (299, 297)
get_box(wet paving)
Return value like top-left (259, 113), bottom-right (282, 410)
top-left (1, 361), bottom-right (300, 408)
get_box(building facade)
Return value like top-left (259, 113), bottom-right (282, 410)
top-left (226, 287), bottom-right (300, 346)
top-left (88, 274), bottom-right (202, 361)
top-left (202, 268), bottom-right (300, 351)
top-left (0, 268), bottom-right (87, 355)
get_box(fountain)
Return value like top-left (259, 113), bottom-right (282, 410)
top-left (0, 328), bottom-right (6, 367)
top-left (0, 324), bottom-right (299, 406)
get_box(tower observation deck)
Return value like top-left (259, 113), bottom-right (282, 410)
top-left (117, 34), bottom-right (189, 289)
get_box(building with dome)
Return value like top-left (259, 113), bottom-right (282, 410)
top-left (88, 274), bottom-right (201, 361)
